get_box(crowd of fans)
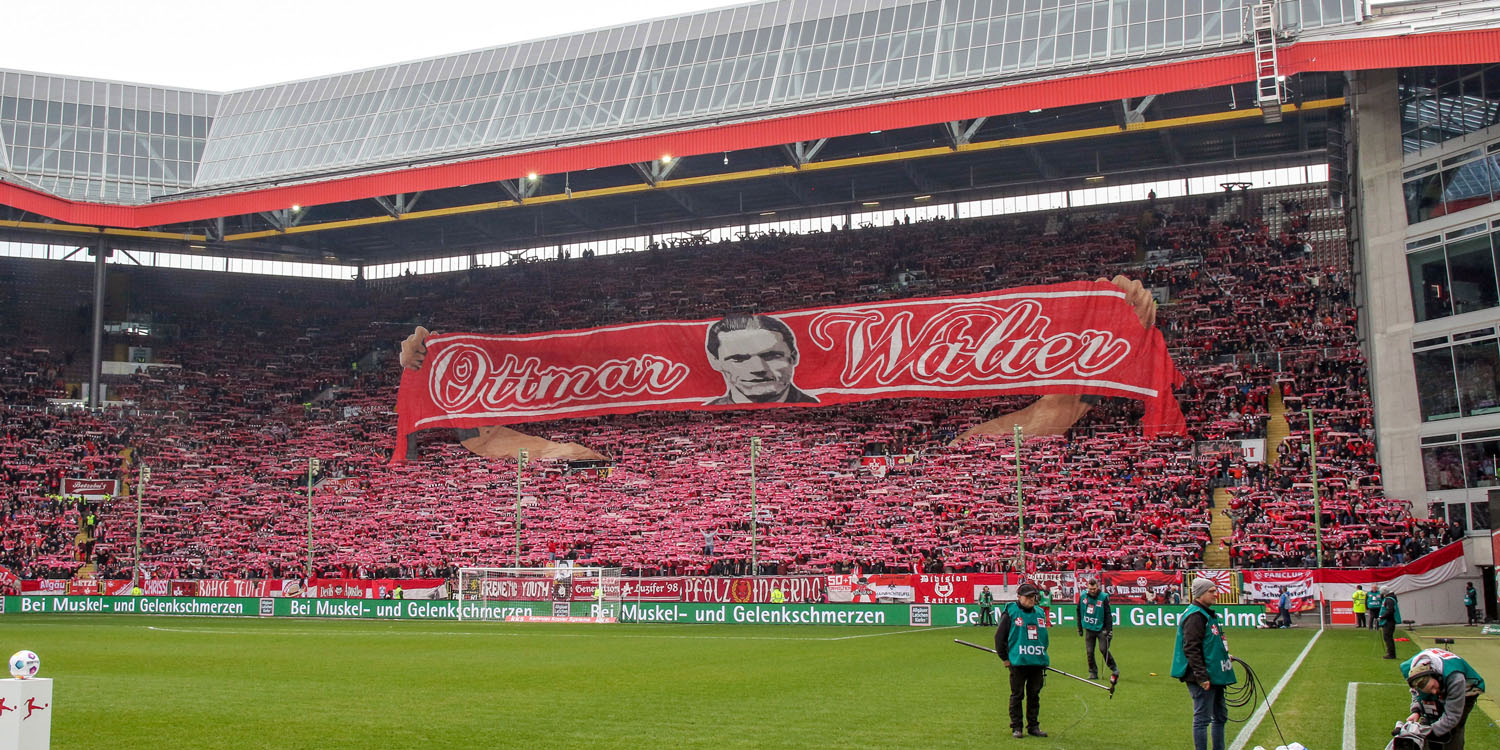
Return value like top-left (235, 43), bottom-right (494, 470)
top-left (0, 187), bottom-right (1448, 582)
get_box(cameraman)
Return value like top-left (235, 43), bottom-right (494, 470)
top-left (1400, 648), bottom-right (1486, 749)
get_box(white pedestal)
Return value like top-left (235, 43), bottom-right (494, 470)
top-left (0, 678), bottom-right (52, 749)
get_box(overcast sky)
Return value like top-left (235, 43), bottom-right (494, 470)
top-left (1, 0), bottom-right (740, 91)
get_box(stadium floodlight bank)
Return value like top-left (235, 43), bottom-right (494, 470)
top-left (457, 566), bottom-right (622, 622)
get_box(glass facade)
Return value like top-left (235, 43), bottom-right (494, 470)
top-left (1423, 428), bottom-right (1500, 492)
top-left (0, 71), bottom-right (216, 202)
top-left (1403, 142), bottom-right (1500, 225)
top-left (1400, 64), bottom-right (1500, 154)
top-left (1405, 219), bottom-right (1500, 324)
top-left (2, 0), bottom-right (1361, 202)
top-left (198, 0), bottom-right (1358, 188)
top-left (1414, 326), bottom-right (1500, 423)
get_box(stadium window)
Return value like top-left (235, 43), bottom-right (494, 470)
top-left (1423, 442), bottom-right (1466, 491)
top-left (1414, 346), bottom-right (1462, 421)
top-left (1455, 337), bottom-right (1500, 417)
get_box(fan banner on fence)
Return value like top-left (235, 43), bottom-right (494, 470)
top-left (20, 579), bottom-right (67, 595)
top-left (391, 281), bottom-right (1186, 461)
top-left (1195, 570), bottom-right (1237, 594)
top-left (616, 578), bottom-right (686, 601)
top-left (911, 573), bottom-right (1013, 603)
top-left (827, 574), bottom-right (919, 603)
top-left (62, 477), bottom-right (119, 499)
top-left (309, 578), bottom-right (446, 599)
top-left (679, 576), bottom-right (825, 603)
top-left (1102, 571), bottom-right (1183, 603)
top-left (1242, 570), bottom-right (1317, 612)
top-left (67, 579), bottom-right (100, 595)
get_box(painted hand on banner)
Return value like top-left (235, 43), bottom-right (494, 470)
top-left (954, 276), bottom-right (1157, 443)
top-left (400, 327), bottom-right (604, 462)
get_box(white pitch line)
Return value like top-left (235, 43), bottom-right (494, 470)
top-left (1228, 628), bottom-right (1323, 750)
top-left (1342, 682), bottom-right (1358, 750)
top-left (825, 625), bottom-right (960, 640)
top-left (1342, 682), bottom-right (1404, 750)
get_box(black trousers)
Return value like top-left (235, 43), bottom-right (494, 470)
top-left (1084, 629), bottom-right (1117, 674)
top-left (980, 606), bottom-right (994, 626)
top-left (1355, 611), bottom-right (1366, 628)
top-left (1466, 604), bottom-right (1477, 625)
top-left (1008, 665), bottom-right (1045, 730)
top-left (1381, 620), bottom-right (1397, 658)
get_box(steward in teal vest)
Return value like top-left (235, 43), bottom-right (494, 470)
top-left (996, 584), bottom-right (1051, 738)
top-left (1378, 592), bottom-right (1402, 625)
top-left (1078, 590), bottom-right (1111, 632)
top-left (1171, 602), bottom-right (1237, 686)
top-left (995, 601), bottom-right (1050, 666)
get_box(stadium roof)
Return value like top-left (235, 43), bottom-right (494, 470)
top-left (0, 0), bottom-right (1498, 264)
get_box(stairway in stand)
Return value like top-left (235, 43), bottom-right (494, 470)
top-left (1203, 487), bottom-right (1233, 568)
top-left (1267, 383), bottom-right (1291, 464)
top-left (1203, 385), bottom-right (1291, 570)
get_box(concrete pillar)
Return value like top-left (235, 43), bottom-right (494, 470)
top-left (89, 244), bottom-right (106, 409)
top-left (1351, 70), bottom-right (1426, 503)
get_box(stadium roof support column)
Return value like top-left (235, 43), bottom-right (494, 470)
top-left (500, 179), bottom-right (539, 204)
top-left (1121, 96), bottom-right (1156, 125)
top-left (942, 118), bottom-right (987, 149)
top-left (373, 193), bottom-right (421, 217)
top-left (780, 139), bottom-right (828, 168)
top-left (88, 243), bottom-right (105, 409)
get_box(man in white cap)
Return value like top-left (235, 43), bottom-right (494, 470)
top-left (1171, 577), bottom-right (1236, 750)
top-left (1378, 585), bottom-right (1402, 660)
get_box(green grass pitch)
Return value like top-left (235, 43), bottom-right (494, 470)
top-left (4, 615), bottom-right (1497, 749)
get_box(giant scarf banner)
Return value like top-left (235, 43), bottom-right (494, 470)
top-left (391, 281), bottom-right (1186, 461)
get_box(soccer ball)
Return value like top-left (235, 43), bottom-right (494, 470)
top-left (8, 650), bottom-right (40, 679)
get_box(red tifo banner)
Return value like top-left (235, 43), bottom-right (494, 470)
top-left (392, 281), bottom-right (1186, 460)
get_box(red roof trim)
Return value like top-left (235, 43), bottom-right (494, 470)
top-left (3, 28), bottom-right (1498, 230)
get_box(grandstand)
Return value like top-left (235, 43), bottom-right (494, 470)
top-left (1, 0), bottom-right (1496, 584)
top-left (2, 2), bottom-right (1500, 746)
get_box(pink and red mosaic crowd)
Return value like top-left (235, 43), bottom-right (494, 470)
top-left (0, 188), bottom-right (1446, 583)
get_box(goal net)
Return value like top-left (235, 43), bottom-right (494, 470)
top-left (457, 565), bottom-right (622, 622)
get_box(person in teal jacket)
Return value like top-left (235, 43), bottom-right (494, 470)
top-left (1463, 583), bottom-right (1478, 626)
top-left (1378, 586), bottom-right (1402, 659)
top-left (1172, 578), bottom-right (1237, 750)
top-left (995, 582), bottom-right (1050, 739)
top-left (1401, 648), bottom-right (1486, 749)
top-left (1076, 578), bottom-right (1117, 680)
